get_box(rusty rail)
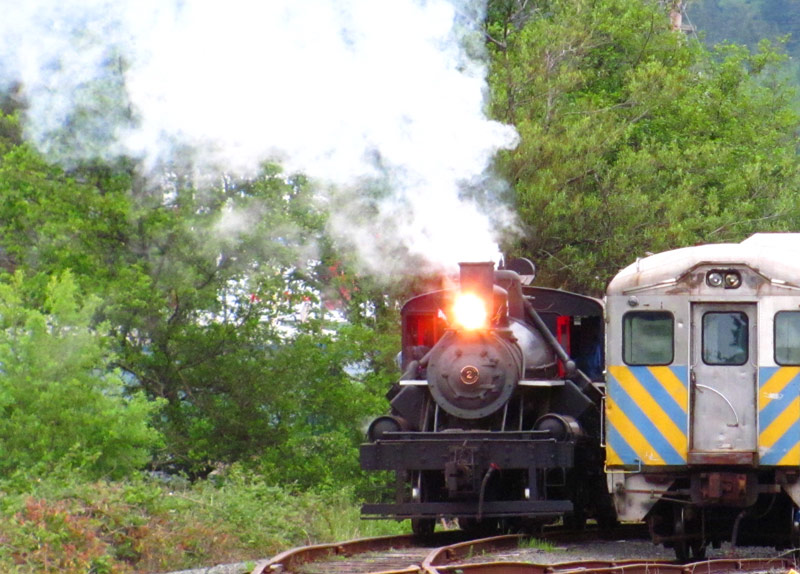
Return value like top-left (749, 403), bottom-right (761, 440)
top-left (431, 557), bottom-right (796, 574)
top-left (251, 533), bottom-right (416, 573)
top-left (250, 531), bottom-right (469, 574)
top-left (252, 527), bottom-right (797, 574)
top-left (422, 534), bottom-right (525, 572)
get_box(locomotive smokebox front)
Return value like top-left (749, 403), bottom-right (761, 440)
top-left (426, 329), bottom-right (522, 419)
top-left (425, 261), bottom-right (523, 419)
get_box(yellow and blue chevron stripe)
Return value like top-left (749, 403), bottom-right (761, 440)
top-left (759, 367), bottom-right (800, 466)
top-left (605, 365), bottom-right (688, 467)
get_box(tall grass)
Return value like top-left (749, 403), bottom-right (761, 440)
top-left (0, 465), bottom-right (406, 573)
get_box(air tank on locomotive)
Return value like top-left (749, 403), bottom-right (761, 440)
top-left (360, 259), bottom-right (615, 534)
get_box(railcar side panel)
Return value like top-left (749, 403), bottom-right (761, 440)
top-left (759, 366), bottom-right (800, 464)
top-left (605, 296), bottom-right (691, 469)
top-left (606, 365), bottom-right (688, 466)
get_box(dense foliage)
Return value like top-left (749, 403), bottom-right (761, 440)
top-left (0, 468), bottom-right (403, 573)
top-left (487, 0), bottom-right (800, 293)
top-left (0, 271), bottom-right (162, 479)
top-left (0, 110), bottom-right (400, 483)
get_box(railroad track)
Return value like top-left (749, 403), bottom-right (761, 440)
top-left (250, 524), bottom-right (800, 574)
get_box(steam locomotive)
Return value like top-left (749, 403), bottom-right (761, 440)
top-left (360, 259), bottom-right (615, 534)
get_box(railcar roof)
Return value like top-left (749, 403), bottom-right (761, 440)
top-left (607, 233), bottom-right (800, 294)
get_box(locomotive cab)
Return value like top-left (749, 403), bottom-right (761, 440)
top-left (361, 259), bottom-right (612, 534)
top-left (605, 233), bottom-right (800, 559)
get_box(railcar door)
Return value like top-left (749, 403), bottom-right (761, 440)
top-left (689, 303), bottom-right (757, 460)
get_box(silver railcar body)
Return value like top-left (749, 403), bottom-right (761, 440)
top-left (605, 233), bottom-right (800, 557)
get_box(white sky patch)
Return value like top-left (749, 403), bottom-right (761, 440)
top-left (0, 0), bottom-right (519, 274)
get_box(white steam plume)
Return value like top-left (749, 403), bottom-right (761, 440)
top-left (0, 0), bottom-right (519, 274)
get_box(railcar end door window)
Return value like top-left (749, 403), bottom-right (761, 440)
top-left (623, 311), bottom-right (674, 365)
top-left (702, 312), bottom-right (748, 366)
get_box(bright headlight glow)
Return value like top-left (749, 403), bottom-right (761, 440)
top-left (453, 293), bottom-right (488, 330)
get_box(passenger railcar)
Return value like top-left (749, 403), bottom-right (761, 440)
top-left (361, 259), bottom-right (613, 534)
top-left (605, 233), bottom-right (800, 559)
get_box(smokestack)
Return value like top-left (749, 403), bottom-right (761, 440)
top-left (458, 261), bottom-right (495, 303)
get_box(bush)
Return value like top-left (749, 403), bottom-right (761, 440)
top-left (0, 271), bottom-right (163, 480)
top-left (0, 468), bottom-right (406, 573)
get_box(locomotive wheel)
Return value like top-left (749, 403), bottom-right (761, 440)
top-left (459, 517), bottom-right (500, 536)
top-left (410, 471), bottom-right (436, 537)
top-left (563, 510), bottom-right (587, 531)
top-left (596, 507), bottom-right (620, 530)
top-left (411, 518), bottom-right (435, 536)
top-left (460, 517), bottom-right (516, 535)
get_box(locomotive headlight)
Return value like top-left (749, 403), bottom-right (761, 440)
top-left (707, 272), bottom-right (724, 288)
top-left (452, 293), bottom-right (488, 330)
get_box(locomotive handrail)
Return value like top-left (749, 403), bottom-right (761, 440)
top-left (518, 379), bottom-right (566, 387)
top-left (523, 300), bottom-right (603, 403)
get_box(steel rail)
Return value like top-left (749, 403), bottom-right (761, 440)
top-left (422, 534), bottom-right (525, 573)
top-left (251, 525), bottom-right (797, 574)
top-left (433, 560), bottom-right (672, 574)
top-left (250, 533), bottom-right (418, 574)
top-left (250, 531), bottom-right (469, 574)
top-left (429, 557), bottom-right (797, 574)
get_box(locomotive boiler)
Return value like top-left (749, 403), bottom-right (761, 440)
top-left (605, 233), bottom-right (800, 560)
top-left (360, 259), bottom-right (614, 534)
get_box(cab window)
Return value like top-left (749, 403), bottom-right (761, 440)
top-left (775, 311), bottom-right (800, 365)
top-left (623, 311), bottom-right (674, 365)
top-left (703, 312), bottom-right (748, 366)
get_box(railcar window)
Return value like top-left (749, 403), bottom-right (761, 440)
top-left (623, 311), bottom-right (674, 365)
top-left (775, 311), bottom-right (800, 365)
top-left (702, 312), bottom-right (748, 366)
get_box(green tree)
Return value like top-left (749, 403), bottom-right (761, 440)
top-left (0, 271), bottom-right (163, 479)
top-left (100, 166), bottom-right (399, 473)
top-left (0, 115), bottom-right (400, 479)
top-left (255, 323), bottom-right (396, 488)
top-left (487, 0), bottom-right (800, 293)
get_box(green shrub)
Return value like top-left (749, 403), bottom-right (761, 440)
top-left (0, 468), bottom-right (406, 573)
top-left (0, 271), bottom-right (164, 480)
